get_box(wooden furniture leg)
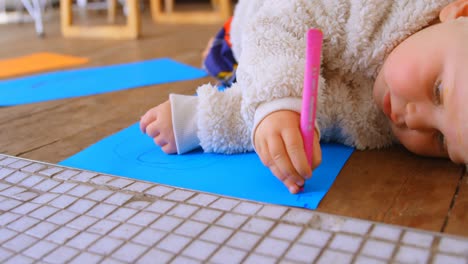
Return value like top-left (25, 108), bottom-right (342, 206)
top-left (150, 0), bottom-right (232, 24)
top-left (107, 0), bottom-right (117, 23)
top-left (164, 0), bottom-right (173, 13)
top-left (60, 0), bottom-right (141, 39)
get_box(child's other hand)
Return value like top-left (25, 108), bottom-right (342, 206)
top-left (254, 110), bottom-right (322, 194)
top-left (140, 100), bottom-right (177, 154)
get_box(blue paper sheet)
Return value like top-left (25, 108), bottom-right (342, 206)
top-left (0, 58), bottom-right (207, 106)
top-left (60, 123), bottom-right (354, 209)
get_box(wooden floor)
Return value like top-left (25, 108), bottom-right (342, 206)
top-left (0, 7), bottom-right (466, 237)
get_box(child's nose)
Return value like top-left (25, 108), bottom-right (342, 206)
top-left (404, 103), bottom-right (434, 131)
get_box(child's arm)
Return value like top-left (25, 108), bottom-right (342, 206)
top-left (140, 84), bottom-right (252, 156)
top-left (140, 98), bottom-right (322, 194)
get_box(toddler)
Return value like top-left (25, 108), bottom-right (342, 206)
top-left (141, 0), bottom-right (468, 194)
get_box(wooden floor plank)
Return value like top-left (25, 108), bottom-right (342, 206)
top-left (17, 77), bottom-right (213, 163)
top-left (318, 146), bottom-right (464, 234)
top-left (445, 171), bottom-right (468, 236)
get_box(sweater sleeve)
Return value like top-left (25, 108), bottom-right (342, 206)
top-left (252, 97), bottom-right (322, 150)
top-left (169, 94), bottom-right (200, 154)
top-left (177, 85), bottom-right (323, 155)
top-left (196, 82), bottom-right (253, 154)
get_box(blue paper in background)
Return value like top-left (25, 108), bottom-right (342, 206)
top-left (60, 123), bottom-right (354, 209)
top-left (0, 58), bottom-right (207, 106)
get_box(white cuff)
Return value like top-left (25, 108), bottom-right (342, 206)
top-left (169, 94), bottom-right (200, 154)
top-left (252, 97), bottom-right (321, 149)
top-left (251, 97), bottom-right (302, 146)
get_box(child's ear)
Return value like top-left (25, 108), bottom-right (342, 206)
top-left (440, 0), bottom-right (468, 22)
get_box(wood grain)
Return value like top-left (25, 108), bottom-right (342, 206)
top-left (318, 146), bottom-right (464, 234)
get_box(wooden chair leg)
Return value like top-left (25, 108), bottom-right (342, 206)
top-left (107, 0), bottom-right (117, 23)
top-left (210, 0), bottom-right (219, 9)
top-left (126, 0), bottom-right (140, 35)
top-left (60, 0), bottom-right (140, 39)
top-left (149, 0), bottom-right (232, 24)
top-left (164, 0), bottom-right (173, 13)
top-left (60, 0), bottom-right (72, 32)
top-left (216, 0), bottom-right (231, 21)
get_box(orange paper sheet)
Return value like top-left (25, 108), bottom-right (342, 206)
top-left (0, 52), bottom-right (89, 79)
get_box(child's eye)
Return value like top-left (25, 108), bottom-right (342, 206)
top-left (434, 81), bottom-right (443, 105)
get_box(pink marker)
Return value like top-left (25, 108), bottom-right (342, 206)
top-left (301, 29), bottom-right (323, 167)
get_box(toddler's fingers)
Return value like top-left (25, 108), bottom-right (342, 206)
top-left (257, 140), bottom-right (301, 194)
top-left (282, 128), bottom-right (312, 179)
top-left (161, 142), bottom-right (177, 154)
top-left (139, 116), bottom-right (148, 133)
top-left (267, 134), bottom-right (304, 188)
top-left (256, 137), bottom-right (274, 168)
top-left (267, 163), bottom-right (301, 194)
top-left (140, 111), bottom-right (157, 133)
top-left (153, 137), bottom-right (166, 147)
top-left (270, 164), bottom-right (302, 194)
top-left (312, 135), bottom-right (322, 170)
top-left (139, 124), bottom-right (146, 134)
top-left (145, 122), bottom-right (161, 138)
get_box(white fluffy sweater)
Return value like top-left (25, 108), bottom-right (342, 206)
top-left (170, 0), bottom-right (451, 154)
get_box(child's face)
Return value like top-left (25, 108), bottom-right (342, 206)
top-left (373, 18), bottom-right (468, 164)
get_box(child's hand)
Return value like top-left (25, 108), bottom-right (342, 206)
top-left (254, 110), bottom-right (322, 194)
top-left (140, 100), bottom-right (177, 154)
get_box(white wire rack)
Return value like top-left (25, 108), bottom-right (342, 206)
top-left (21, 0), bottom-right (46, 36)
top-left (0, 0), bottom-right (47, 36)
